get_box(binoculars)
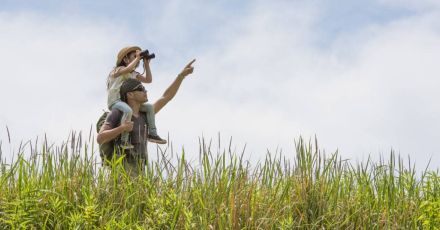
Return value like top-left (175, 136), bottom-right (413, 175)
top-left (140, 49), bottom-right (155, 60)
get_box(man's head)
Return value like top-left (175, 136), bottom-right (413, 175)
top-left (116, 46), bottom-right (141, 67)
top-left (120, 79), bottom-right (148, 104)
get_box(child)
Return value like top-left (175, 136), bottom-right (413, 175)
top-left (107, 46), bottom-right (167, 148)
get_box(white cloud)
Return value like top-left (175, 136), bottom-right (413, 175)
top-left (156, 1), bottom-right (440, 169)
top-left (0, 12), bottom-right (133, 150)
top-left (1, 2), bottom-right (440, 171)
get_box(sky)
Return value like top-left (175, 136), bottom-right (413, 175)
top-left (0, 0), bottom-right (439, 170)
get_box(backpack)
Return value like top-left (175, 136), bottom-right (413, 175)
top-left (96, 111), bottom-right (149, 164)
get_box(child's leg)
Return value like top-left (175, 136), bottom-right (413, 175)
top-left (140, 103), bottom-right (157, 136)
top-left (111, 101), bottom-right (133, 144)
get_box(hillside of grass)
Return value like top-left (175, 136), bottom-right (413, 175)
top-left (1, 134), bottom-right (440, 229)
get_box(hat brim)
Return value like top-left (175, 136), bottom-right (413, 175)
top-left (116, 46), bottom-right (141, 65)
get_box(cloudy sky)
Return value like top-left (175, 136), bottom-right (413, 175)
top-left (1, 0), bottom-right (439, 169)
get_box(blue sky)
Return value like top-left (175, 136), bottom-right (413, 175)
top-left (0, 0), bottom-right (416, 50)
top-left (1, 0), bottom-right (439, 170)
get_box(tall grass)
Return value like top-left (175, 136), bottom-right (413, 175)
top-left (0, 132), bottom-right (440, 229)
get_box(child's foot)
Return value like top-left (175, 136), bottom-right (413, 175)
top-left (147, 134), bottom-right (167, 144)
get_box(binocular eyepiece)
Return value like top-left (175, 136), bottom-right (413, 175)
top-left (140, 49), bottom-right (155, 60)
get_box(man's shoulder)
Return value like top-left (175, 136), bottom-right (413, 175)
top-left (108, 108), bottom-right (123, 118)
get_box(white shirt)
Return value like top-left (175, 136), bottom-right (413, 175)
top-left (106, 66), bottom-right (140, 108)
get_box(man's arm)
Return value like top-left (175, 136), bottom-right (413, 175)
top-left (136, 58), bottom-right (153, 83)
top-left (97, 111), bottom-right (133, 144)
top-left (154, 59), bottom-right (195, 114)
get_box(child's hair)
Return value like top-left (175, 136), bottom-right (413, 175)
top-left (117, 51), bottom-right (137, 67)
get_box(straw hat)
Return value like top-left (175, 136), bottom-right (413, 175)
top-left (116, 46), bottom-right (141, 65)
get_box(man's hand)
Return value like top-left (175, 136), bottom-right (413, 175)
top-left (153, 58), bottom-right (197, 114)
top-left (120, 120), bottom-right (134, 132)
top-left (97, 120), bottom-right (133, 145)
top-left (178, 59), bottom-right (196, 78)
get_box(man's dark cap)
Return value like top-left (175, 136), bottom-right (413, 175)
top-left (120, 78), bottom-right (142, 102)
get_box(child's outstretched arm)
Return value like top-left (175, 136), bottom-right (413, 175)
top-left (136, 58), bottom-right (153, 83)
top-left (113, 50), bottom-right (142, 78)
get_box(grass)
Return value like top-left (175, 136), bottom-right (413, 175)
top-left (1, 131), bottom-right (440, 229)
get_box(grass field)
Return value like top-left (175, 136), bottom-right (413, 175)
top-left (1, 132), bottom-right (440, 229)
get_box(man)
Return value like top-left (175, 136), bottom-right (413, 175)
top-left (97, 59), bottom-right (196, 176)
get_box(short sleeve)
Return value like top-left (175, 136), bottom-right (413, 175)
top-left (110, 66), bottom-right (124, 78)
top-left (105, 109), bottom-right (123, 128)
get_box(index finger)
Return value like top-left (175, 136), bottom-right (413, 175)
top-left (185, 59), bottom-right (196, 68)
